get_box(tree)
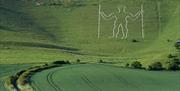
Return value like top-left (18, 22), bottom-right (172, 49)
top-left (131, 61), bottom-right (142, 69)
top-left (167, 62), bottom-right (179, 71)
top-left (175, 39), bottom-right (180, 50)
top-left (148, 62), bottom-right (163, 71)
top-left (76, 59), bottom-right (80, 63)
top-left (99, 59), bottom-right (103, 63)
top-left (125, 63), bottom-right (129, 67)
top-left (167, 58), bottom-right (180, 71)
top-left (52, 60), bottom-right (70, 64)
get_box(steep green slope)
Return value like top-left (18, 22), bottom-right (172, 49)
top-left (138, 3), bottom-right (180, 65)
top-left (0, 0), bottom-right (179, 65)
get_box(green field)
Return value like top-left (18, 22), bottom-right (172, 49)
top-left (31, 64), bottom-right (180, 91)
top-left (0, 0), bottom-right (180, 91)
top-left (0, 64), bottom-right (31, 91)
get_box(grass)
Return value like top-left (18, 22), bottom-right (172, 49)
top-left (31, 64), bottom-right (180, 91)
top-left (0, 64), bottom-right (31, 91)
top-left (0, 0), bottom-right (179, 91)
top-left (0, 80), bottom-right (6, 91)
top-left (0, 0), bottom-right (179, 67)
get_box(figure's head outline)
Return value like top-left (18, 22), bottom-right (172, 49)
top-left (117, 6), bottom-right (121, 13)
top-left (117, 6), bottom-right (126, 13)
top-left (123, 6), bottom-right (126, 13)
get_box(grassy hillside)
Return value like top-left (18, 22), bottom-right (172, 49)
top-left (0, 0), bottom-right (179, 65)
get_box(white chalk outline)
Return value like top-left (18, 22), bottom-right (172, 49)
top-left (98, 4), bottom-right (144, 39)
top-left (98, 5), bottom-right (115, 38)
top-left (97, 4), bottom-right (101, 38)
top-left (97, 4), bottom-right (114, 38)
top-left (141, 4), bottom-right (144, 39)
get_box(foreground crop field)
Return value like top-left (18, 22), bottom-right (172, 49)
top-left (0, 64), bottom-right (31, 91)
top-left (31, 64), bottom-right (180, 91)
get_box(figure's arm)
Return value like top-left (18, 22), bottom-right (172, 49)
top-left (101, 11), bottom-right (115, 20)
top-left (128, 10), bottom-right (141, 20)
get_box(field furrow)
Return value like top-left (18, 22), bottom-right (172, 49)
top-left (31, 64), bottom-right (180, 91)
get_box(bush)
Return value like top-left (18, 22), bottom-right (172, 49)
top-left (44, 63), bottom-right (48, 66)
top-left (17, 71), bottom-right (30, 85)
top-left (66, 60), bottom-right (71, 64)
top-left (132, 39), bottom-right (139, 42)
top-left (125, 63), bottom-right (129, 67)
top-left (167, 62), bottom-right (179, 71)
top-left (48, 2), bottom-right (62, 6)
top-left (131, 61), bottom-right (142, 69)
top-left (16, 70), bottom-right (26, 77)
top-left (175, 40), bottom-right (180, 50)
top-left (76, 59), bottom-right (80, 63)
top-left (52, 60), bottom-right (70, 64)
top-left (5, 76), bottom-right (17, 87)
top-left (171, 58), bottom-right (180, 64)
top-left (168, 54), bottom-right (177, 58)
top-left (148, 62), bottom-right (163, 71)
top-left (167, 39), bottom-right (172, 42)
top-left (99, 60), bottom-right (103, 63)
top-left (167, 58), bottom-right (180, 70)
top-left (61, 0), bottom-right (81, 7)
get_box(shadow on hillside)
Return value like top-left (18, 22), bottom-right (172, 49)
top-left (0, 6), bottom-right (57, 41)
top-left (0, 25), bottom-right (16, 32)
top-left (0, 41), bottom-right (109, 56)
top-left (0, 41), bottom-right (78, 51)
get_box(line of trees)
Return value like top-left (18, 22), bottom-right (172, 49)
top-left (126, 40), bottom-right (180, 71)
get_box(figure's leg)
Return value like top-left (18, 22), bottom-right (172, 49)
top-left (110, 19), bottom-right (117, 38)
top-left (116, 23), bottom-right (124, 38)
top-left (121, 24), bottom-right (125, 39)
top-left (116, 24), bottom-right (121, 38)
top-left (124, 20), bottom-right (129, 39)
top-left (124, 25), bottom-right (128, 39)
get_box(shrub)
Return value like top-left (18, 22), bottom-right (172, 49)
top-left (167, 39), bottom-right (172, 42)
top-left (66, 60), bottom-right (71, 64)
top-left (16, 70), bottom-right (26, 77)
top-left (5, 76), bottom-right (17, 88)
top-left (171, 58), bottom-right (180, 64)
top-left (61, 0), bottom-right (81, 7)
top-left (17, 71), bottom-right (30, 85)
top-left (132, 39), bottom-right (139, 42)
top-left (168, 54), bottom-right (177, 58)
top-left (76, 59), bottom-right (80, 63)
top-left (167, 62), bottom-right (179, 71)
top-left (167, 58), bottom-right (180, 70)
top-left (44, 63), bottom-right (48, 66)
top-left (9, 76), bottom-right (17, 84)
top-left (52, 60), bottom-right (70, 64)
top-left (48, 2), bottom-right (62, 6)
top-left (148, 62), bottom-right (163, 71)
top-left (175, 40), bottom-right (180, 50)
top-left (131, 61), bottom-right (142, 69)
top-left (99, 60), bottom-right (103, 63)
top-left (125, 63), bottom-right (129, 67)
